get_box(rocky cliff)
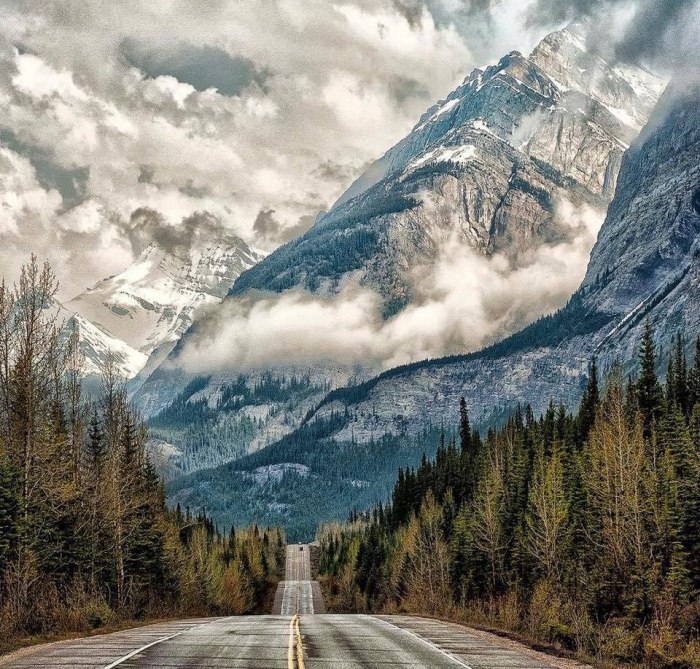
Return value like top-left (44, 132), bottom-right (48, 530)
top-left (68, 227), bottom-right (261, 385)
top-left (135, 22), bottom-right (664, 475)
top-left (166, 80), bottom-right (700, 536)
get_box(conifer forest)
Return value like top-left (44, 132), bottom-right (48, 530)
top-left (0, 258), bottom-right (285, 649)
top-left (319, 327), bottom-right (700, 667)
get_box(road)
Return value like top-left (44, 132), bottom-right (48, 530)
top-left (271, 543), bottom-right (325, 615)
top-left (0, 544), bottom-right (585, 669)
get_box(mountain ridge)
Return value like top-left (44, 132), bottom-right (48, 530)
top-left (67, 224), bottom-right (261, 382)
top-left (166, 80), bottom-right (700, 536)
top-left (136, 22), bottom-right (665, 480)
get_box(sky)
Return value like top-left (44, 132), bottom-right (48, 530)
top-left (0, 0), bottom-right (559, 299)
top-left (0, 0), bottom-right (696, 303)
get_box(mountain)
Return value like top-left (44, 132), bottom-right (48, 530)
top-left (306, 78), bottom-right (700, 440)
top-left (230, 22), bottom-right (662, 311)
top-left (167, 80), bottom-right (700, 540)
top-left (68, 225), bottom-right (262, 385)
top-left (49, 299), bottom-right (148, 379)
top-left (135, 22), bottom-right (663, 481)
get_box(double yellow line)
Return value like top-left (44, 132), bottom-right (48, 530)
top-left (287, 547), bottom-right (306, 669)
top-left (287, 613), bottom-right (305, 669)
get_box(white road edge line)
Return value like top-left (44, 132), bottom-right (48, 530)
top-left (101, 628), bottom-right (191, 669)
top-left (371, 616), bottom-right (474, 669)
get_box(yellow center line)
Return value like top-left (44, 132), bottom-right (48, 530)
top-left (287, 548), bottom-right (306, 669)
top-left (287, 615), bottom-right (296, 669)
top-left (295, 614), bottom-right (306, 669)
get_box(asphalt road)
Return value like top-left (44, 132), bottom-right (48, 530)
top-left (272, 543), bottom-right (323, 615)
top-left (0, 544), bottom-right (582, 669)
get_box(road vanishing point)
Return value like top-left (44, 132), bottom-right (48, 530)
top-left (0, 544), bottom-right (588, 668)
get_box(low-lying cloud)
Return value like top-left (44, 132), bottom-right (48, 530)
top-left (253, 208), bottom-right (315, 246)
top-left (177, 200), bottom-right (603, 373)
top-left (525, 0), bottom-right (700, 68)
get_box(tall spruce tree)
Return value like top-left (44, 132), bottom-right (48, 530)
top-left (637, 322), bottom-right (664, 438)
top-left (578, 358), bottom-right (600, 444)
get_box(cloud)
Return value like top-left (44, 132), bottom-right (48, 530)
top-left (253, 208), bottom-right (315, 246)
top-left (0, 0), bottom-right (494, 296)
top-left (121, 39), bottom-right (270, 96)
top-left (177, 199), bottom-right (604, 373)
top-left (525, 0), bottom-right (700, 69)
top-left (125, 208), bottom-right (237, 256)
top-left (0, 0), bottom-right (695, 306)
top-left (0, 128), bottom-right (89, 209)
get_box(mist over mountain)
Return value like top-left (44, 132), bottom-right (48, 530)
top-left (65, 215), bottom-right (261, 384)
top-left (134, 21), bottom-right (665, 486)
top-left (168, 76), bottom-right (700, 538)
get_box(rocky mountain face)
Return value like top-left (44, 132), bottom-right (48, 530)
top-left (51, 299), bottom-right (147, 379)
top-left (305, 80), bottom-right (700, 440)
top-left (68, 232), bottom-right (261, 383)
top-left (231, 22), bottom-right (662, 310)
top-left (135, 22), bottom-right (663, 478)
top-left (167, 80), bottom-right (700, 537)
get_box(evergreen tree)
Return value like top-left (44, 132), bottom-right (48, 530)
top-left (0, 451), bottom-right (18, 585)
top-left (577, 358), bottom-right (599, 444)
top-left (637, 322), bottom-right (664, 438)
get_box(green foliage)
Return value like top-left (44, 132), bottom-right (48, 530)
top-left (0, 257), bottom-right (284, 643)
top-left (319, 326), bottom-right (700, 667)
top-left (169, 415), bottom-right (446, 542)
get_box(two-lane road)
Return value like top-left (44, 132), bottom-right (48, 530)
top-left (272, 544), bottom-right (324, 616)
top-left (0, 544), bottom-right (588, 668)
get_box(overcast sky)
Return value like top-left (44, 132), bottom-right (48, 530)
top-left (0, 0), bottom-right (695, 299)
top-left (0, 0), bottom-right (559, 298)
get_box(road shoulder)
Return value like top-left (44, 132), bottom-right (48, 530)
top-left (377, 615), bottom-right (594, 669)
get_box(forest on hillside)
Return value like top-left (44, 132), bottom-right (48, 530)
top-left (319, 326), bottom-right (700, 668)
top-left (0, 257), bottom-right (284, 649)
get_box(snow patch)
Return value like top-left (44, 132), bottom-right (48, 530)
top-left (409, 144), bottom-right (478, 170)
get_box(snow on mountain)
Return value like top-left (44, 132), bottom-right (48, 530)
top-left (230, 22), bottom-right (664, 308)
top-left (68, 232), bottom-right (262, 380)
top-left (135, 21), bottom-right (665, 476)
top-left (44, 298), bottom-right (148, 379)
top-left (168, 79), bottom-right (700, 535)
top-left (308, 79), bottom-right (700, 442)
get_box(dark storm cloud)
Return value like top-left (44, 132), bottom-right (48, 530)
top-left (125, 208), bottom-right (231, 255)
top-left (614, 0), bottom-right (690, 63)
top-left (252, 208), bottom-right (279, 239)
top-left (0, 128), bottom-right (89, 209)
top-left (120, 38), bottom-right (270, 95)
top-left (253, 208), bottom-right (315, 245)
top-left (312, 160), bottom-right (360, 184)
top-left (179, 180), bottom-right (210, 198)
top-left (391, 0), bottom-right (424, 28)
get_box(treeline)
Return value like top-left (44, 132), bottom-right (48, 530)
top-left (319, 325), bottom-right (700, 667)
top-left (0, 257), bottom-right (284, 645)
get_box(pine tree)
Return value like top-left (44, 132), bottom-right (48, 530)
top-left (688, 337), bottom-right (700, 412)
top-left (0, 450), bottom-right (19, 584)
top-left (578, 358), bottom-right (600, 444)
top-left (459, 397), bottom-right (471, 453)
top-left (637, 322), bottom-right (664, 438)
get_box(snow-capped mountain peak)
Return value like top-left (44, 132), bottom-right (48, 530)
top-left (68, 230), bottom-right (262, 378)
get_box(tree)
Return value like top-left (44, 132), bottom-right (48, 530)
top-left (459, 397), bottom-right (471, 453)
top-left (637, 322), bottom-right (663, 438)
top-left (524, 446), bottom-right (570, 583)
top-left (583, 374), bottom-right (651, 618)
top-left (0, 451), bottom-right (19, 585)
top-left (577, 358), bottom-right (599, 444)
top-left (471, 462), bottom-right (505, 598)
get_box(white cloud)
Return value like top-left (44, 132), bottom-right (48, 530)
top-left (177, 200), bottom-right (604, 373)
top-left (0, 0), bottom-right (501, 297)
top-left (0, 0), bottom-right (678, 305)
